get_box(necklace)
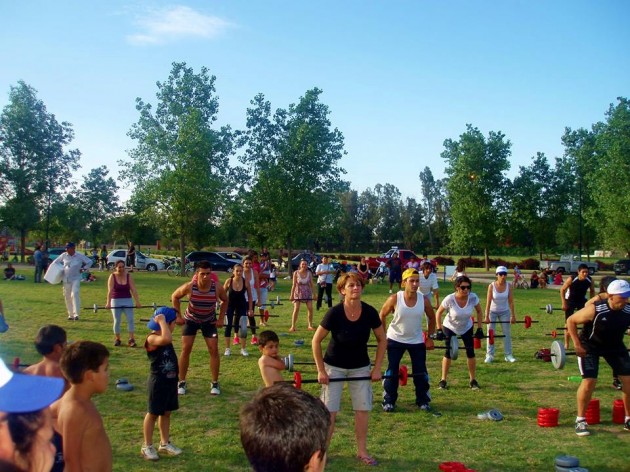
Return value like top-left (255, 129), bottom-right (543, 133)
top-left (345, 303), bottom-right (361, 319)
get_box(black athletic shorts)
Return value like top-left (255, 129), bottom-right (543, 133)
top-left (147, 376), bottom-right (179, 416)
top-left (578, 347), bottom-right (630, 379)
top-left (181, 318), bottom-right (218, 338)
top-left (564, 301), bottom-right (586, 321)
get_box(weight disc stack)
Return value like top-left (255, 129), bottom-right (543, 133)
top-left (612, 399), bottom-right (625, 424)
top-left (584, 399), bottom-right (600, 425)
top-left (537, 407), bottom-right (559, 427)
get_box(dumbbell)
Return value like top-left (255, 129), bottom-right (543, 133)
top-left (549, 339), bottom-right (630, 369)
top-left (540, 304), bottom-right (562, 314)
top-left (291, 365), bottom-right (415, 389)
top-left (481, 315), bottom-right (538, 328)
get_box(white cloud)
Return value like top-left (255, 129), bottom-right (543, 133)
top-left (127, 5), bottom-right (233, 45)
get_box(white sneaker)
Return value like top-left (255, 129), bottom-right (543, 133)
top-left (241, 348), bottom-right (249, 357)
top-left (224, 348), bottom-right (231, 356)
top-left (505, 355), bottom-right (517, 363)
top-left (177, 381), bottom-right (186, 395)
top-left (158, 442), bottom-right (182, 456)
top-left (210, 382), bottom-right (221, 395)
top-left (388, 289), bottom-right (392, 294)
top-left (141, 445), bottom-right (159, 461)
top-left (484, 355), bottom-right (494, 364)
top-left (73, 315), bottom-right (79, 320)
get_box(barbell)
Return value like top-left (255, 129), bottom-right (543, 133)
top-left (87, 303), bottom-right (161, 313)
top-left (481, 315), bottom-right (538, 329)
top-left (549, 340), bottom-right (630, 369)
top-left (540, 304), bottom-right (562, 314)
top-left (291, 364), bottom-right (415, 389)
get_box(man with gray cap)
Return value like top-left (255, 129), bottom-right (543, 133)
top-left (53, 242), bottom-right (93, 320)
top-left (0, 357), bottom-right (64, 470)
top-left (567, 278), bottom-right (630, 436)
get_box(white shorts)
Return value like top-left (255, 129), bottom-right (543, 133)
top-left (320, 364), bottom-right (373, 412)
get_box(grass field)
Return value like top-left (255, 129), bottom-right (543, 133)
top-left (1, 267), bottom-right (628, 471)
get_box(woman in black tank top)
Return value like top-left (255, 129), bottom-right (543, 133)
top-left (222, 264), bottom-right (254, 356)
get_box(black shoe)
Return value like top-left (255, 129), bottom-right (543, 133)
top-left (575, 420), bottom-right (590, 436)
top-left (613, 378), bottom-right (622, 390)
top-left (438, 380), bottom-right (447, 390)
top-left (624, 420), bottom-right (630, 432)
top-left (470, 379), bottom-right (480, 390)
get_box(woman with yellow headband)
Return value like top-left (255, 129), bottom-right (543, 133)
top-left (379, 268), bottom-right (438, 414)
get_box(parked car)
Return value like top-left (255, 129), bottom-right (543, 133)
top-left (46, 248), bottom-right (66, 261)
top-left (290, 252), bottom-right (322, 272)
top-left (186, 251), bottom-right (237, 272)
top-left (613, 259), bottom-right (630, 275)
top-left (216, 251), bottom-right (243, 264)
top-left (539, 254), bottom-right (598, 275)
top-left (106, 249), bottom-right (165, 272)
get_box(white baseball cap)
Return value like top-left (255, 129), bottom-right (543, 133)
top-left (607, 279), bottom-right (630, 297)
top-left (495, 266), bottom-right (508, 274)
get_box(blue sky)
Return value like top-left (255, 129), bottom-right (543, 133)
top-left (1, 1), bottom-right (628, 201)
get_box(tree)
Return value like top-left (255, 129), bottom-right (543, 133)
top-left (399, 197), bottom-right (425, 250)
top-left (419, 167), bottom-right (437, 252)
top-left (122, 62), bottom-right (233, 271)
top-left (442, 125), bottom-right (511, 268)
top-left (76, 166), bottom-right (120, 245)
top-left (240, 89), bottom-right (347, 267)
top-left (0, 81), bottom-right (80, 259)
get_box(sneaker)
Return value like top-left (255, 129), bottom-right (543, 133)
top-left (251, 336), bottom-right (258, 345)
top-left (388, 289), bottom-right (392, 294)
top-left (114, 339), bottom-right (122, 347)
top-left (575, 420), bottom-right (590, 436)
top-left (484, 355), bottom-right (494, 364)
top-left (158, 442), bottom-right (182, 456)
top-left (419, 404), bottom-right (442, 417)
top-left (73, 315), bottom-right (79, 320)
top-left (241, 348), bottom-right (249, 357)
top-left (613, 378), bottom-right (622, 390)
top-left (470, 379), bottom-right (480, 390)
top-left (177, 381), bottom-right (187, 395)
top-left (224, 348), bottom-right (231, 356)
top-left (438, 380), bottom-right (448, 390)
top-left (504, 355), bottom-right (516, 363)
top-left (382, 403), bottom-right (395, 412)
top-left (128, 339), bottom-right (137, 348)
top-left (233, 336), bottom-right (240, 345)
top-left (141, 445), bottom-right (159, 461)
top-left (624, 420), bottom-right (630, 431)
top-left (67, 315), bottom-right (73, 320)
top-left (210, 382), bottom-right (221, 395)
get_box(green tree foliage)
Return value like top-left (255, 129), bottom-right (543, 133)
top-left (442, 125), bottom-right (511, 267)
top-left (76, 166), bottom-right (120, 245)
top-left (240, 89), bottom-right (347, 264)
top-left (0, 81), bottom-right (80, 259)
top-left (400, 197), bottom-right (425, 250)
top-left (122, 62), bottom-right (233, 269)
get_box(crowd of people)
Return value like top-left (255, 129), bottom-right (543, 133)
top-left (1, 248), bottom-right (630, 471)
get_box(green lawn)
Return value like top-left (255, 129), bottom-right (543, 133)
top-left (1, 268), bottom-right (628, 471)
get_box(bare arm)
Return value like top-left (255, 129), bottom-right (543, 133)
top-left (147, 316), bottom-right (172, 346)
top-left (105, 275), bottom-right (114, 308)
top-left (589, 279), bottom-right (596, 299)
top-left (128, 274), bottom-right (140, 306)
top-left (371, 324), bottom-right (386, 381)
top-left (484, 283), bottom-right (493, 322)
top-left (560, 276), bottom-right (572, 310)
top-left (171, 282), bottom-right (192, 324)
top-left (508, 283), bottom-right (516, 321)
top-left (424, 297), bottom-right (436, 337)
top-left (474, 302), bottom-right (483, 329)
top-left (216, 284), bottom-right (228, 326)
top-left (566, 304), bottom-right (596, 355)
top-left (379, 294), bottom-right (397, 326)
top-left (244, 277), bottom-right (254, 313)
top-left (435, 305), bottom-right (445, 330)
top-left (311, 326), bottom-right (330, 384)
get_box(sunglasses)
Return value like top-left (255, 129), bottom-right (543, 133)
top-left (497, 273), bottom-right (507, 276)
top-left (459, 285), bottom-right (471, 290)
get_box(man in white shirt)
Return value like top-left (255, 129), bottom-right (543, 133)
top-left (315, 256), bottom-right (335, 311)
top-left (418, 262), bottom-right (440, 310)
top-left (54, 242), bottom-right (93, 320)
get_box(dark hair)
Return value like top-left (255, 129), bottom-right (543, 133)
top-left (34, 325), bottom-right (67, 356)
top-left (600, 276), bottom-right (617, 294)
top-left (455, 260), bottom-right (466, 272)
top-left (195, 260), bottom-right (212, 270)
top-left (421, 261), bottom-right (433, 270)
top-left (7, 410), bottom-right (47, 471)
top-left (454, 275), bottom-right (472, 289)
top-left (336, 272), bottom-right (364, 293)
top-left (258, 330), bottom-right (279, 347)
top-left (240, 383), bottom-right (330, 472)
top-left (577, 263), bottom-right (589, 272)
top-left (60, 341), bottom-right (109, 384)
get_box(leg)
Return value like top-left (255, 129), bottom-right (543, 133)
top-left (306, 300), bottom-right (314, 329)
top-left (111, 308), bottom-right (122, 343)
top-left (460, 328), bottom-right (477, 381)
top-left (620, 375), bottom-right (630, 416)
top-left (70, 279), bottom-right (81, 318)
top-left (325, 283), bottom-right (333, 308)
top-left (126, 307), bottom-right (135, 343)
top-left (327, 412), bottom-right (337, 444)
top-left (143, 413), bottom-right (158, 445)
top-left (486, 311), bottom-right (497, 359)
top-left (409, 343), bottom-right (430, 406)
top-left (354, 410), bottom-right (370, 458)
top-left (62, 282), bottom-right (73, 318)
top-left (157, 411), bottom-right (171, 445)
top-left (203, 336), bottom-right (220, 383)
top-left (577, 378), bottom-right (597, 417)
top-left (289, 301), bottom-right (301, 331)
top-left (383, 340), bottom-right (404, 407)
top-left (467, 357), bottom-right (477, 382)
top-left (316, 284), bottom-right (324, 310)
top-left (500, 311), bottom-right (513, 358)
top-left (178, 335), bottom-right (195, 381)
top-left (441, 357), bottom-right (451, 382)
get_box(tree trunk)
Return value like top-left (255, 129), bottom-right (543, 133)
top-left (179, 235), bottom-right (186, 277)
top-left (484, 247), bottom-right (489, 271)
top-left (427, 223), bottom-right (434, 254)
top-left (20, 229), bottom-right (26, 263)
top-left (287, 236), bottom-right (293, 277)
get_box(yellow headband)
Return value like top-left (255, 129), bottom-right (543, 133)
top-left (402, 268), bottom-right (419, 281)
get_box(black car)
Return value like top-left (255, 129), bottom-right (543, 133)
top-left (613, 259), bottom-right (630, 275)
top-left (290, 253), bottom-right (322, 272)
top-left (186, 251), bottom-right (237, 272)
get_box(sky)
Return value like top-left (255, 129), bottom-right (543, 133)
top-left (1, 1), bottom-right (629, 202)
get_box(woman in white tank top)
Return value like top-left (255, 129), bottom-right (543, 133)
top-left (484, 266), bottom-right (517, 363)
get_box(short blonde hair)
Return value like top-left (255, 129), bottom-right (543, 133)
top-left (336, 272), bottom-right (364, 293)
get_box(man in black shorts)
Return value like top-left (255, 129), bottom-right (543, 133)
top-left (566, 279), bottom-right (630, 436)
top-left (560, 264), bottom-right (595, 349)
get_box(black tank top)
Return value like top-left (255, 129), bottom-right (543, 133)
top-left (566, 276), bottom-right (592, 305)
top-left (228, 277), bottom-right (247, 310)
top-left (580, 300), bottom-right (630, 349)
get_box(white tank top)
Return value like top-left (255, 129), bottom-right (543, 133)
top-left (244, 270), bottom-right (257, 302)
top-left (490, 282), bottom-right (510, 312)
top-left (386, 291), bottom-right (425, 344)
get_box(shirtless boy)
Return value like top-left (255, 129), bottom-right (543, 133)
top-left (24, 325), bottom-right (67, 385)
top-left (257, 331), bottom-right (286, 387)
top-left (56, 341), bottom-right (112, 472)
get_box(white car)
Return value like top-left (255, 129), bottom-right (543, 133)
top-left (106, 249), bottom-right (165, 272)
top-left (216, 251), bottom-right (243, 264)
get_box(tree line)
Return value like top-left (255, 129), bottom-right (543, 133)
top-left (1, 63), bottom-right (628, 263)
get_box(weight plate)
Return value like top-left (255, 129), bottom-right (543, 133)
top-left (551, 340), bottom-right (566, 369)
top-left (554, 455), bottom-right (580, 468)
top-left (287, 353), bottom-right (294, 372)
top-left (239, 315), bottom-right (248, 338)
top-left (450, 336), bottom-right (459, 361)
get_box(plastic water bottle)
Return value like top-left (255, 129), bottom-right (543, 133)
top-left (567, 375), bottom-right (582, 382)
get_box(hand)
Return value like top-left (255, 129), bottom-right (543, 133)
top-left (216, 318), bottom-right (224, 328)
top-left (317, 370), bottom-right (329, 385)
top-left (434, 329), bottom-right (445, 341)
top-left (175, 316), bottom-right (185, 326)
top-left (425, 337), bottom-right (435, 350)
top-left (370, 367), bottom-right (382, 382)
top-left (510, 316), bottom-right (516, 324)
top-left (484, 316), bottom-right (490, 324)
top-left (475, 328), bottom-right (484, 339)
top-left (105, 305), bottom-right (111, 309)
top-left (575, 345), bottom-right (587, 357)
top-left (154, 313), bottom-right (165, 323)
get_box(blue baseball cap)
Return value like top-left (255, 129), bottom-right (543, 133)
top-left (0, 358), bottom-right (64, 413)
top-left (65, 242), bottom-right (75, 249)
top-left (147, 306), bottom-right (177, 331)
